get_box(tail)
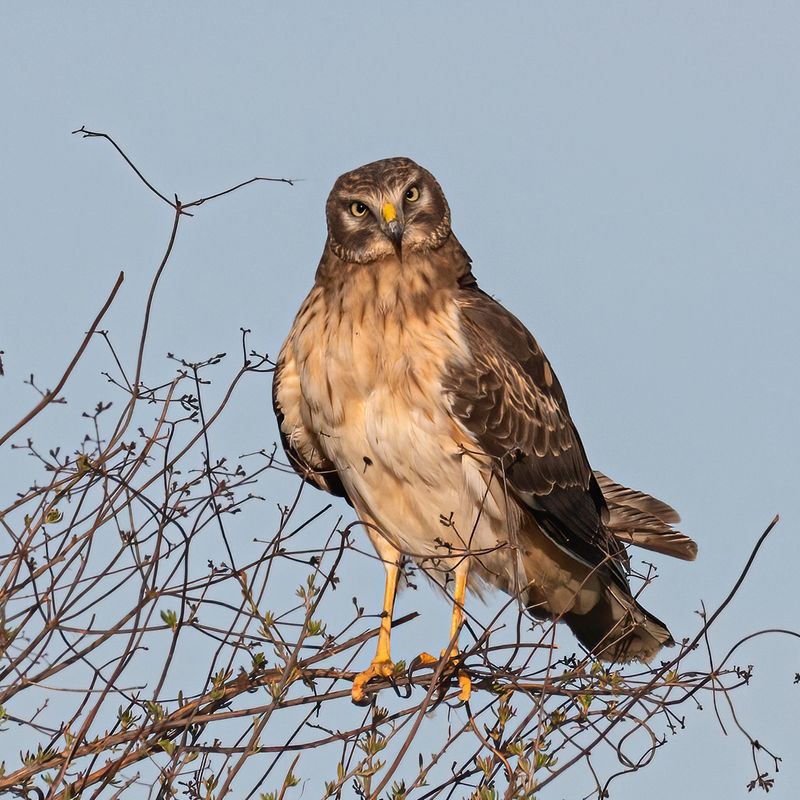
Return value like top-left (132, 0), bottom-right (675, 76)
top-left (594, 471), bottom-right (698, 562)
top-left (521, 518), bottom-right (675, 663)
top-left (563, 586), bottom-right (674, 663)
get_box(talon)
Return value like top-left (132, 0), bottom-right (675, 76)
top-left (409, 650), bottom-right (472, 702)
top-left (410, 651), bottom-right (439, 671)
top-left (456, 670), bottom-right (471, 703)
top-left (442, 650), bottom-right (472, 702)
top-left (351, 658), bottom-right (395, 704)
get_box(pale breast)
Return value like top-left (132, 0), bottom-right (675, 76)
top-left (286, 270), bottom-right (524, 594)
top-left (296, 281), bottom-right (469, 489)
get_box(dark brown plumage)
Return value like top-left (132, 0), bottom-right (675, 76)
top-left (273, 157), bottom-right (697, 701)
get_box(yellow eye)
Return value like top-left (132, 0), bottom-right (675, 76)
top-left (350, 201), bottom-right (368, 217)
top-left (405, 186), bottom-right (420, 202)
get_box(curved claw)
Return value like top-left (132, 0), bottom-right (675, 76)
top-left (351, 658), bottom-right (396, 704)
top-left (456, 669), bottom-right (472, 703)
top-left (409, 651), bottom-right (439, 671)
top-left (408, 651), bottom-right (472, 703)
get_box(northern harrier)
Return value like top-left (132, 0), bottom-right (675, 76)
top-left (273, 158), bottom-right (696, 703)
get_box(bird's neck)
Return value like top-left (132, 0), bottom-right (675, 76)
top-left (315, 234), bottom-right (476, 321)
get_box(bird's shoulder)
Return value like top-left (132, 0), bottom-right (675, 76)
top-left (454, 287), bottom-right (570, 409)
top-left (446, 286), bottom-right (578, 476)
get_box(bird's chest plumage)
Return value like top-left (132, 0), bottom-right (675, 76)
top-left (293, 275), bottom-right (468, 492)
top-left (279, 254), bottom-right (523, 595)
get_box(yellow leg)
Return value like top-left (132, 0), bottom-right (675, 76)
top-left (351, 547), bottom-right (400, 703)
top-left (414, 560), bottom-right (472, 702)
top-left (449, 564), bottom-right (469, 645)
top-left (449, 562), bottom-right (472, 702)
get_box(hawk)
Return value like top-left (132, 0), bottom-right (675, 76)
top-left (273, 157), bottom-right (696, 703)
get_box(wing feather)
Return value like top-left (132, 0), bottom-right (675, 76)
top-left (445, 289), bottom-right (628, 581)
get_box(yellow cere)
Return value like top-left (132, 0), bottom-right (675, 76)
top-left (381, 202), bottom-right (397, 223)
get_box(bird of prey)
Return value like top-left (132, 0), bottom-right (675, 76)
top-left (273, 157), bottom-right (697, 703)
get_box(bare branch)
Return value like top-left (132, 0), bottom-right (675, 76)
top-left (0, 130), bottom-right (793, 800)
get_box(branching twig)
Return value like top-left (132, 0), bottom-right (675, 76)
top-left (0, 129), bottom-right (794, 800)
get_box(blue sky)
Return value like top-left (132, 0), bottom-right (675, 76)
top-left (1, 3), bottom-right (798, 797)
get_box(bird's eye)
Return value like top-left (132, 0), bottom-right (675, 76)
top-left (350, 201), bottom-right (368, 217)
top-left (405, 186), bottom-right (420, 202)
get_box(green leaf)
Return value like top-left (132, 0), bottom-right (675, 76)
top-left (160, 609), bottom-right (178, 631)
top-left (158, 738), bottom-right (176, 756)
top-left (45, 508), bottom-right (63, 524)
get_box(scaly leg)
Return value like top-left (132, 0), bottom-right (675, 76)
top-left (448, 560), bottom-right (472, 702)
top-left (416, 559), bottom-right (472, 702)
top-left (449, 561), bottom-right (469, 645)
top-left (351, 537), bottom-right (401, 703)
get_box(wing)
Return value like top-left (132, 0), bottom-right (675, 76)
top-left (594, 471), bottom-right (697, 561)
top-left (272, 343), bottom-right (351, 503)
top-left (445, 288), bottom-right (629, 582)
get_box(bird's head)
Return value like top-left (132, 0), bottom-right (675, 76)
top-left (325, 157), bottom-right (451, 264)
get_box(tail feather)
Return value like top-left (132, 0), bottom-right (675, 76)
top-left (595, 471), bottom-right (698, 561)
top-left (564, 588), bottom-right (674, 663)
top-left (520, 514), bottom-right (676, 663)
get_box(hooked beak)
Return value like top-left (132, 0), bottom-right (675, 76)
top-left (382, 202), bottom-right (404, 255)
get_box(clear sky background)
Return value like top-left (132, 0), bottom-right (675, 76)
top-left (1, 3), bottom-right (798, 797)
